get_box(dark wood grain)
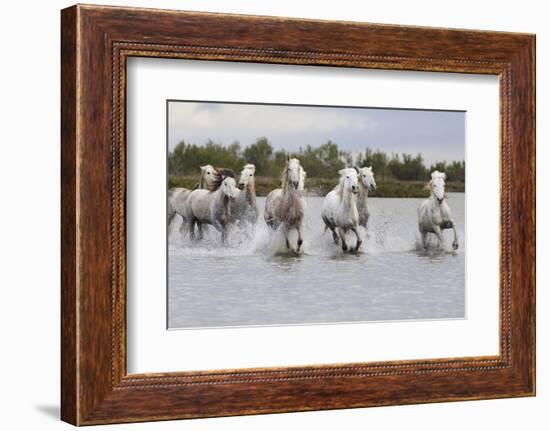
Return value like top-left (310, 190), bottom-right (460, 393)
top-left (60, 4), bottom-right (535, 425)
top-left (60, 5), bottom-right (77, 425)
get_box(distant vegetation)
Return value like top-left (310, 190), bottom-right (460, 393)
top-left (168, 137), bottom-right (465, 197)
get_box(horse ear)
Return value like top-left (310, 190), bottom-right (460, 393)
top-left (287, 154), bottom-right (290, 162)
top-left (441, 172), bottom-right (446, 180)
top-left (368, 165), bottom-right (372, 171)
top-left (338, 169), bottom-right (347, 176)
top-left (354, 166), bottom-right (359, 173)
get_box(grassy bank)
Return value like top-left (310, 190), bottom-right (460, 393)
top-left (168, 175), bottom-right (465, 198)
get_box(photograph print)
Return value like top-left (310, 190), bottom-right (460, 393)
top-left (167, 101), bottom-right (465, 329)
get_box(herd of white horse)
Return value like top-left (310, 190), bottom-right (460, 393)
top-left (168, 158), bottom-right (459, 253)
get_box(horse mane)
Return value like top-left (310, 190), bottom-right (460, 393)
top-left (280, 160), bottom-right (289, 192)
top-left (201, 167), bottom-right (235, 192)
top-left (334, 174), bottom-right (346, 202)
top-left (216, 168), bottom-right (235, 178)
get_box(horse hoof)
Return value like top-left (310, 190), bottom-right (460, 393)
top-left (342, 244), bottom-right (348, 252)
top-left (453, 241), bottom-right (459, 250)
top-left (297, 239), bottom-right (303, 247)
top-left (356, 241), bottom-right (362, 251)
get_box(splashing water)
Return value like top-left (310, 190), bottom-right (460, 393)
top-left (168, 194), bottom-right (465, 329)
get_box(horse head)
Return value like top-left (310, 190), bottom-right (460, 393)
top-left (281, 157), bottom-right (301, 190)
top-left (220, 176), bottom-right (239, 200)
top-left (238, 163), bottom-right (255, 190)
top-left (430, 170), bottom-right (446, 203)
top-left (339, 168), bottom-right (359, 195)
top-left (355, 166), bottom-right (377, 192)
top-left (199, 164), bottom-right (220, 190)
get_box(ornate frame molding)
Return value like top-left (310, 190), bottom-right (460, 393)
top-left (61, 5), bottom-right (535, 425)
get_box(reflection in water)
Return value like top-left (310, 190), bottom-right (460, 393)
top-left (168, 194), bottom-right (465, 329)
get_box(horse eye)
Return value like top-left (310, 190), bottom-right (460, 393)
top-left (346, 176), bottom-right (349, 179)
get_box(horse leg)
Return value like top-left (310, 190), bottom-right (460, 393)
top-left (364, 214), bottom-right (371, 240)
top-left (338, 227), bottom-right (348, 252)
top-left (323, 216), bottom-right (339, 244)
top-left (433, 225), bottom-right (444, 249)
top-left (351, 226), bottom-right (362, 252)
top-left (168, 213), bottom-right (181, 237)
top-left (327, 221), bottom-right (339, 244)
top-left (188, 218), bottom-right (196, 241)
top-left (421, 231), bottom-right (429, 250)
top-left (221, 226), bottom-right (227, 245)
top-left (331, 227), bottom-right (340, 245)
top-left (450, 219), bottom-right (459, 250)
top-left (167, 213), bottom-right (174, 235)
top-left (282, 226), bottom-right (291, 249)
top-left (197, 222), bottom-right (204, 240)
top-left (177, 216), bottom-right (188, 236)
top-left (296, 223), bottom-right (304, 253)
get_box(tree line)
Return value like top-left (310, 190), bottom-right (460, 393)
top-left (168, 137), bottom-right (465, 182)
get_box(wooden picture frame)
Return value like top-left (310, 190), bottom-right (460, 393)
top-left (61, 4), bottom-right (535, 425)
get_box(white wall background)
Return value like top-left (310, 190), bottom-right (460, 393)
top-left (0, 1), bottom-right (546, 429)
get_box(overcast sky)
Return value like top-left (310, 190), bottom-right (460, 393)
top-left (168, 101), bottom-right (465, 166)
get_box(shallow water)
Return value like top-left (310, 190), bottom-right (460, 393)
top-left (168, 193), bottom-right (465, 329)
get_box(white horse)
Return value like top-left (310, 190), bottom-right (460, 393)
top-left (185, 175), bottom-right (239, 244)
top-left (232, 163), bottom-right (259, 228)
top-left (321, 168), bottom-right (361, 252)
top-left (418, 170), bottom-right (459, 250)
top-left (168, 165), bottom-right (234, 235)
top-left (264, 158), bottom-right (306, 253)
top-left (264, 166), bottom-right (307, 209)
top-left (355, 166), bottom-right (376, 228)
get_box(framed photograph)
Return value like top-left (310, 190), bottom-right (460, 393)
top-left (61, 4), bottom-right (535, 425)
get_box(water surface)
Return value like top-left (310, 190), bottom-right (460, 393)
top-left (168, 194), bottom-right (465, 329)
